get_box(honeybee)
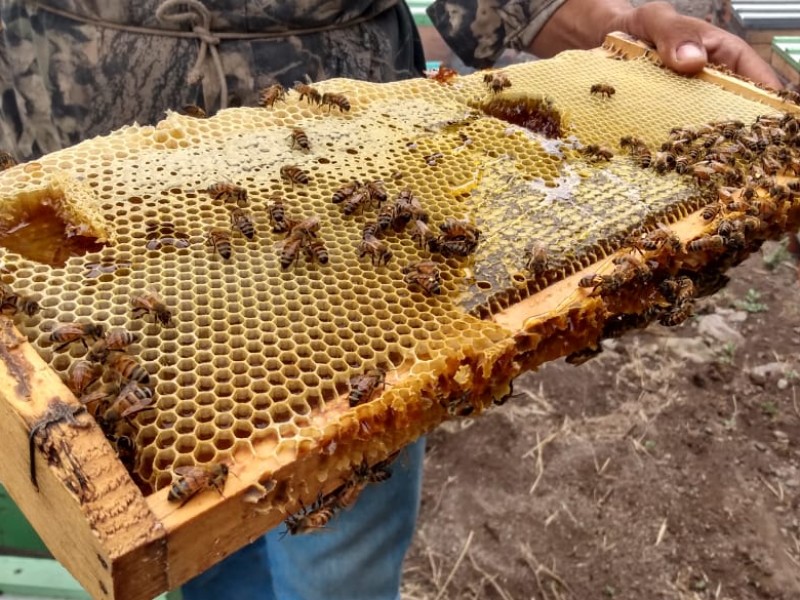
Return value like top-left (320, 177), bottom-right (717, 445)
top-left (637, 223), bottom-right (682, 252)
top-left (0, 150), bottom-right (17, 171)
top-left (659, 303), bottom-right (692, 327)
top-left (348, 367), bottom-right (387, 407)
top-left (686, 234), bottom-right (725, 252)
top-left (769, 184), bottom-right (792, 202)
top-left (290, 216), bottom-right (321, 239)
top-left (483, 72), bottom-right (511, 93)
top-left (304, 239), bottom-right (329, 264)
top-left (675, 154), bottom-right (691, 175)
top-left (88, 329), bottom-right (140, 363)
top-left (741, 215), bottom-right (763, 233)
top-left (322, 92), bottom-right (351, 112)
top-left (206, 182), bottom-right (247, 204)
top-left (290, 128), bottom-right (311, 151)
top-left (267, 197), bottom-right (293, 233)
top-left (658, 278), bottom-right (681, 303)
top-left (750, 197), bottom-right (778, 218)
top-left (328, 474), bottom-right (368, 511)
top-left (207, 227), bottom-right (233, 260)
top-left (364, 180), bottom-right (388, 206)
top-left (653, 151), bottom-right (676, 173)
top-left (631, 144), bottom-right (652, 168)
top-left (131, 288), bottom-right (173, 326)
top-left (691, 164), bottom-right (715, 183)
top-left (620, 135), bottom-right (646, 149)
top-left (79, 383), bottom-right (120, 411)
top-left (284, 499), bottom-right (334, 535)
top-left (716, 218), bottom-right (738, 238)
top-left (377, 202), bottom-right (396, 232)
top-left (661, 139), bottom-right (687, 154)
top-left (395, 189), bottom-right (428, 223)
top-left (403, 260), bottom-right (442, 295)
top-left (578, 274), bottom-right (605, 290)
top-left (778, 89), bottom-right (800, 104)
top-left (358, 234), bottom-right (392, 265)
top-left (180, 104), bottom-right (206, 118)
top-left (332, 180), bottom-right (361, 204)
top-left (410, 219), bottom-right (436, 251)
top-left (111, 380), bottom-right (155, 419)
top-left (523, 241), bottom-right (550, 274)
top-left (168, 463), bottom-right (229, 505)
top-left (675, 276), bottom-right (696, 304)
top-left (0, 281), bottom-right (35, 315)
top-left (590, 83), bottom-right (615, 98)
top-left (362, 221), bottom-right (380, 239)
top-left (106, 328), bottom-right (141, 350)
top-left (67, 360), bottom-right (101, 396)
top-left (439, 218), bottom-right (481, 242)
top-left (717, 119), bottom-right (745, 139)
top-left (280, 165), bottom-right (310, 186)
top-left (107, 352), bottom-right (150, 385)
top-left (230, 207), bottom-right (255, 240)
top-left (259, 83), bottom-right (286, 107)
top-left (294, 82), bottom-right (322, 105)
top-left (423, 152), bottom-right (444, 167)
top-left (582, 144), bottom-right (614, 161)
top-left (280, 232), bottom-right (305, 269)
top-left (342, 188), bottom-right (371, 216)
top-left (444, 391), bottom-right (475, 417)
top-left (49, 322), bottom-right (105, 351)
top-left (437, 236), bottom-right (479, 258)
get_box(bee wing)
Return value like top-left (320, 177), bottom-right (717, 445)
top-left (173, 466), bottom-right (201, 477)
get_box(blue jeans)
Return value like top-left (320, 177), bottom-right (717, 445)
top-left (182, 438), bottom-right (425, 600)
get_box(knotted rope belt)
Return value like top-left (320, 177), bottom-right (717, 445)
top-left (30, 0), bottom-right (400, 109)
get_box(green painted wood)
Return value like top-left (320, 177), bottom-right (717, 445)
top-left (406, 0), bottom-right (432, 26)
top-left (0, 486), bottom-right (49, 557)
top-left (0, 556), bottom-right (180, 599)
top-left (0, 556), bottom-right (90, 599)
top-left (773, 36), bottom-right (800, 70)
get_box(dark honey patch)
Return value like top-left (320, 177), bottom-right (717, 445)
top-left (83, 259), bottom-right (132, 279)
top-left (478, 95), bottom-right (565, 139)
top-left (145, 221), bottom-right (190, 251)
top-left (0, 203), bottom-right (105, 267)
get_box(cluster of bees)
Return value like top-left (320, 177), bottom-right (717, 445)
top-left (284, 455), bottom-right (395, 535)
top-left (549, 107), bottom-right (800, 328)
top-left (259, 82), bottom-right (351, 113)
top-left (47, 289), bottom-right (172, 469)
top-left (0, 280), bottom-right (40, 317)
top-left (328, 180), bottom-right (481, 296)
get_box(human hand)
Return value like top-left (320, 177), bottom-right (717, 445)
top-left (531, 0), bottom-right (782, 89)
top-left (612, 1), bottom-right (782, 89)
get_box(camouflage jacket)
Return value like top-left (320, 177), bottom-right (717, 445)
top-left (1, 0), bottom-right (563, 160)
top-left (0, 0), bottom-right (425, 160)
top-left (427, 0), bottom-right (568, 69)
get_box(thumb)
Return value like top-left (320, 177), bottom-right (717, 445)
top-left (622, 2), bottom-right (709, 75)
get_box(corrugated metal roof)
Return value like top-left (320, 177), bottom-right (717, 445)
top-left (732, 1), bottom-right (800, 28)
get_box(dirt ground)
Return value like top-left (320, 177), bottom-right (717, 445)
top-left (405, 2), bottom-right (800, 599)
top-left (404, 240), bottom-right (800, 600)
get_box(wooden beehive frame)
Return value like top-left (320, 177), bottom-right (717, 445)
top-left (0, 32), bottom-right (798, 600)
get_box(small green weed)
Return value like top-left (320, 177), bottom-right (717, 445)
top-left (735, 289), bottom-right (768, 314)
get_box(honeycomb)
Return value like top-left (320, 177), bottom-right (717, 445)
top-left (0, 45), bottom-right (786, 494)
